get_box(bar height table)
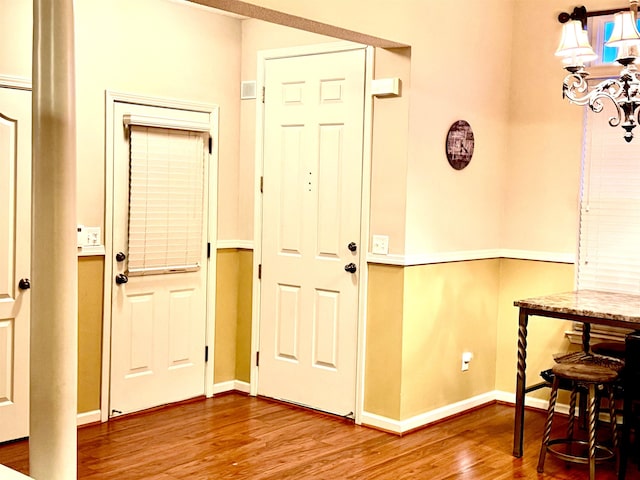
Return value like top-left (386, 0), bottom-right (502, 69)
top-left (512, 289), bottom-right (640, 458)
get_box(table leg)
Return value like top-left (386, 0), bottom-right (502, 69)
top-left (582, 322), bottom-right (591, 353)
top-left (513, 308), bottom-right (528, 457)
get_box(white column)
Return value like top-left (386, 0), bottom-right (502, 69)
top-left (30, 0), bottom-right (78, 478)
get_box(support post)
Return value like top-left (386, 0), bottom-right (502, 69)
top-left (30, 0), bottom-right (78, 478)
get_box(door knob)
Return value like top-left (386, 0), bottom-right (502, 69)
top-left (115, 273), bottom-right (129, 285)
top-left (18, 278), bottom-right (30, 290)
top-left (115, 251), bottom-right (126, 262)
top-left (344, 263), bottom-right (357, 274)
top-left (348, 242), bottom-right (357, 252)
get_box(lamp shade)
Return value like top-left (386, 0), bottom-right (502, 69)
top-left (556, 21), bottom-right (598, 65)
top-left (556, 20), bottom-right (597, 58)
top-left (606, 11), bottom-right (640, 47)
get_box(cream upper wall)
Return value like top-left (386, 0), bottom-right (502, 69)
top-left (1, 0), bottom-right (243, 238)
top-left (4, 0), bottom-right (610, 253)
top-left (74, 0), bottom-right (241, 237)
top-left (404, 1), bottom-right (513, 255)
top-left (0, 0), bottom-right (31, 79)
top-left (241, 0), bottom-right (515, 256)
top-left (503, 0), bottom-right (622, 255)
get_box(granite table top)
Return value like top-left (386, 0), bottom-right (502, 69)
top-left (514, 289), bottom-right (640, 324)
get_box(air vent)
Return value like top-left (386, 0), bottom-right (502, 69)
top-left (241, 81), bottom-right (257, 100)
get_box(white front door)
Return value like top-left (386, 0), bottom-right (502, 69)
top-left (109, 102), bottom-right (211, 416)
top-left (258, 47), bottom-right (367, 416)
top-left (0, 86), bottom-right (31, 442)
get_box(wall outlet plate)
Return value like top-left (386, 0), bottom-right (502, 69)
top-left (372, 235), bottom-right (389, 255)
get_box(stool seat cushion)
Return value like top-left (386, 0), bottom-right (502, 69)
top-left (552, 362), bottom-right (619, 384)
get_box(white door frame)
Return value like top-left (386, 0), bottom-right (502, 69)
top-left (102, 91), bottom-right (219, 422)
top-left (251, 42), bottom-right (374, 424)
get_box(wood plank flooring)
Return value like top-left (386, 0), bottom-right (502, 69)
top-left (0, 393), bottom-right (638, 479)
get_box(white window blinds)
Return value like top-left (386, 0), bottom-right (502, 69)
top-left (127, 125), bottom-right (206, 275)
top-left (578, 103), bottom-right (640, 337)
top-left (579, 107), bottom-right (640, 292)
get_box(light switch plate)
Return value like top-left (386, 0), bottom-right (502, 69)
top-left (77, 225), bottom-right (101, 246)
top-left (372, 235), bottom-right (389, 255)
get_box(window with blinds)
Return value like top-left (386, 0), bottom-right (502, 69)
top-left (577, 100), bottom-right (640, 337)
top-left (126, 125), bottom-right (206, 276)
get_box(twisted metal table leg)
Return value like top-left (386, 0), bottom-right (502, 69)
top-left (513, 309), bottom-right (528, 458)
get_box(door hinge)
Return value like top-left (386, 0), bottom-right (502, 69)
top-left (258, 264), bottom-right (262, 279)
top-left (256, 351), bottom-right (260, 367)
top-left (260, 176), bottom-right (264, 194)
top-left (261, 86), bottom-right (265, 103)
top-left (208, 136), bottom-right (213, 154)
top-left (205, 345), bottom-right (209, 362)
top-left (207, 242), bottom-right (211, 259)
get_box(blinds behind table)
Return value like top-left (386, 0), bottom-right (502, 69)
top-left (577, 103), bottom-right (640, 337)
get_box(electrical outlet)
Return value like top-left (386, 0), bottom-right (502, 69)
top-left (372, 235), bottom-right (389, 255)
top-left (461, 352), bottom-right (473, 371)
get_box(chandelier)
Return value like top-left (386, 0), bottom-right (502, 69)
top-left (557, 0), bottom-right (640, 142)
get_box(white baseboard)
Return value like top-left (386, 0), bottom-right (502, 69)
top-left (212, 380), bottom-right (251, 395)
top-left (495, 389), bottom-right (569, 415)
top-left (361, 391), bottom-right (497, 434)
top-left (77, 409), bottom-right (101, 426)
top-left (361, 390), bottom-right (570, 434)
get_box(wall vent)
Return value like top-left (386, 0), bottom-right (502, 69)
top-left (241, 81), bottom-right (257, 100)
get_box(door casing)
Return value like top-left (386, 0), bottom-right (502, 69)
top-left (251, 42), bottom-right (374, 424)
top-left (103, 91), bottom-right (219, 422)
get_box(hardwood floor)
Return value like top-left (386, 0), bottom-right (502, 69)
top-left (0, 393), bottom-right (638, 479)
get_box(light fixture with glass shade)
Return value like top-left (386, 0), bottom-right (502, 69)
top-left (557, 0), bottom-right (640, 142)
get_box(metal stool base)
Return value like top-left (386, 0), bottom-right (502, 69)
top-left (546, 438), bottom-right (615, 465)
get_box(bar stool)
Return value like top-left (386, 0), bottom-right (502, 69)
top-left (619, 331), bottom-right (640, 480)
top-left (537, 361), bottom-right (620, 480)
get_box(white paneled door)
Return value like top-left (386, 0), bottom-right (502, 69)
top-left (0, 87), bottom-right (31, 442)
top-left (110, 102), bottom-right (211, 416)
top-left (259, 47), bottom-right (367, 416)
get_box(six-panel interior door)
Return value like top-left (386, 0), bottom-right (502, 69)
top-left (110, 102), bottom-right (210, 416)
top-left (0, 87), bottom-right (31, 442)
top-left (258, 48), bottom-right (366, 416)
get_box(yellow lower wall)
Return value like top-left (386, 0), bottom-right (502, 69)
top-left (363, 257), bottom-right (575, 421)
top-left (214, 248), bottom-right (253, 384)
top-left (364, 264), bottom-right (404, 419)
top-left (78, 256), bottom-right (104, 413)
top-left (235, 250), bottom-right (253, 383)
top-left (401, 259), bottom-right (500, 420)
top-left (495, 258), bottom-right (575, 397)
top-left (75, 253), bottom-right (573, 421)
top-left (215, 249), bottom-right (240, 384)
